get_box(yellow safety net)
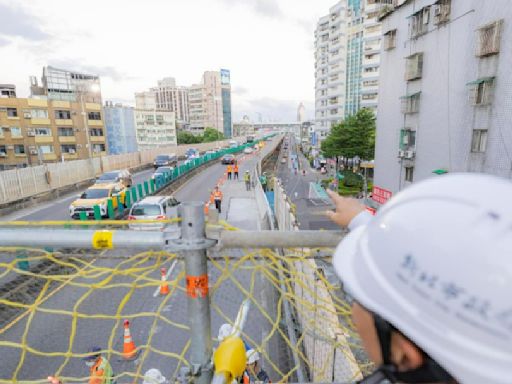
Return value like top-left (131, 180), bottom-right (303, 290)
top-left (0, 222), bottom-right (373, 384)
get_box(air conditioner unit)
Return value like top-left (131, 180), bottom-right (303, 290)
top-left (398, 150), bottom-right (405, 158)
top-left (402, 135), bottom-right (409, 145)
top-left (24, 112), bottom-right (32, 119)
top-left (68, 149), bottom-right (76, 154)
top-left (29, 149), bottom-right (38, 155)
top-left (0, 152), bottom-right (6, 157)
top-left (405, 150), bottom-right (415, 159)
top-left (27, 130), bottom-right (36, 137)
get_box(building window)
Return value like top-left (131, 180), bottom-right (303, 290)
top-left (38, 145), bottom-right (54, 154)
top-left (410, 7), bottom-right (430, 38)
top-left (401, 93), bottom-right (421, 114)
top-left (433, 0), bottom-right (451, 25)
top-left (10, 127), bottom-right (22, 137)
top-left (383, 29), bottom-right (397, 50)
top-left (14, 145), bottom-right (25, 155)
top-left (31, 109), bottom-right (49, 118)
top-left (471, 129), bottom-right (488, 152)
top-left (58, 127), bottom-right (74, 136)
top-left (400, 129), bottom-right (416, 150)
top-left (89, 128), bottom-right (104, 137)
top-left (467, 77), bottom-right (495, 106)
top-left (7, 108), bottom-right (17, 117)
top-left (476, 20), bottom-right (503, 57)
top-left (405, 167), bottom-right (414, 182)
top-left (55, 110), bottom-right (71, 119)
top-left (88, 111), bottom-right (101, 120)
top-left (61, 144), bottom-right (77, 154)
top-left (0, 145), bottom-right (6, 156)
top-left (405, 53), bottom-right (423, 80)
top-left (92, 144), bottom-right (106, 153)
top-left (35, 127), bottom-right (52, 136)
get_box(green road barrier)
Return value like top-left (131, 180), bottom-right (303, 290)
top-left (150, 179), bottom-right (155, 193)
top-left (125, 191), bottom-right (132, 209)
top-left (107, 199), bottom-right (115, 219)
top-left (117, 195), bottom-right (124, 216)
top-left (137, 184), bottom-right (144, 199)
top-left (16, 250), bottom-right (29, 271)
top-left (79, 212), bottom-right (87, 221)
top-left (93, 205), bottom-right (102, 221)
top-left (144, 181), bottom-right (149, 195)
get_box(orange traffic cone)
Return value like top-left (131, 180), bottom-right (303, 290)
top-left (204, 202), bottom-right (209, 215)
top-left (123, 319), bottom-right (138, 360)
top-left (159, 267), bottom-right (170, 295)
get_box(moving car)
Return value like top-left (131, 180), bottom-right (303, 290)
top-left (69, 183), bottom-right (126, 219)
top-left (243, 147), bottom-right (253, 154)
top-left (95, 169), bottom-right (132, 188)
top-left (185, 148), bottom-right (199, 158)
top-left (229, 140), bottom-right (238, 148)
top-left (151, 166), bottom-right (174, 182)
top-left (153, 154), bottom-right (177, 168)
top-left (128, 195), bottom-right (181, 230)
top-left (221, 154), bottom-right (235, 164)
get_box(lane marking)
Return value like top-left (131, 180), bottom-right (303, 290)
top-left (153, 260), bottom-right (178, 297)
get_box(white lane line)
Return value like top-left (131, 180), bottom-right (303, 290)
top-left (152, 259), bottom-right (179, 297)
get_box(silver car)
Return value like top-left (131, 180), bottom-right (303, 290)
top-left (128, 195), bottom-right (180, 231)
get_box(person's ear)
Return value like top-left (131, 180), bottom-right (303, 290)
top-left (391, 332), bottom-right (425, 371)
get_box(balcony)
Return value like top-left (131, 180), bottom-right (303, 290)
top-left (90, 135), bottom-right (105, 143)
top-left (31, 118), bottom-right (52, 125)
top-left (52, 101), bottom-right (71, 108)
top-left (62, 152), bottom-right (78, 160)
top-left (85, 103), bottom-right (101, 111)
top-left (55, 119), bottom-right (73, 126)
top-left (27, 99), bottom-right (48, 107)
top-left (58, 136), bottom-right (76, 143)
top-left (35, 136), bottom-right (54, 144)
top-left (88, 120), bottom-right (103, 127)
top-left (43, 153), bottom-right (57, 161)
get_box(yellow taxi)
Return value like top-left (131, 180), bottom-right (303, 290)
top-left (69, 182), bottom-right (127, 219)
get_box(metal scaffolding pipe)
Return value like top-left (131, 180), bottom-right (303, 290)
top-left (218, 230), bottom-right (345, 248)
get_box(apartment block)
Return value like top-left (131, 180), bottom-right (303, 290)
top-left (151, 77), bottom-right (190, 128)
top-left (103, 101), bottom-right (138, 154)
top-left (134, 92), bottom-right (177, 150)
top-left (0, 97), bottom-right (106, 169)
top-left (374, 0), bottom-right (512, 198)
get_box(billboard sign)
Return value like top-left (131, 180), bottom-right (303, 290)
top-left (220, 69), bottom-right (230, 85)
top-left (372, 186), bottom-right (392, 205)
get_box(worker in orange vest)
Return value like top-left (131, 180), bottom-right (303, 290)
top-left (84, 346), bottom-right (115, 384)
top-left (233, 163), bottom-right (239, 180)
top-left (227, 164), bottom-right (233, 180)
top-left (212, 186), bottom-right (223, 213)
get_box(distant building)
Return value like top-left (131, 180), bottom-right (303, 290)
top-left (233, 115), bottom-right (254, 137)
top-left (374, 0), bottom-right (512, 196)
top-left (297, 102), bottom-right (306, 123)
top-left (134, 91), bottom-right (177, 150)
top-left (103, 102), bottom-right (138, 154)
top-left (345, 0), bottom-right (364, 117)
top-left (151, 77), bottom-right (190, 128)
top-left (221, 69), bottom-right (232, 138)
top-left (0, 84), bottom-right (16, 98)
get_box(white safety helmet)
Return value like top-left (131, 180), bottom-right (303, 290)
top-left (218, 323), bottom-right (233, 342)
top-left (333, 173), bottom-right (512, 384)
top-left (246, 349), bottom-right (260, 365)
top-left (142, 368), bottom-right (167, 384)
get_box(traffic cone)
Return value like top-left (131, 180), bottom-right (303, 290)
top-left (159, 267), bottom-right (170, 295)
top-left (123, 319), bottom-right (138, 360)
top-left (204, 202), bottom-right (209, 215)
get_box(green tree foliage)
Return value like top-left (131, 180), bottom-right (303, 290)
top-left (177, 128), bottom-right (224, 144)
top-left (320, 108), bottom-right (376, 160)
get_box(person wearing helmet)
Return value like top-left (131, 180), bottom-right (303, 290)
top-left (244, 171), bottom-right (251, 191)
top-left (326, 174), bottom-right (512, 384)
top-left (142, 368), bottom-right (168, 384)
top-left (242, 349), bottom-right (270, 384)
top-left (83, 346), bottom-right (115, 384)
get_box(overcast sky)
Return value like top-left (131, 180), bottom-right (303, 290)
top-left (0, 0), bottom-right (338, 122)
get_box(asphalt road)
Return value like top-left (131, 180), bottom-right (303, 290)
top-left (0, 138), bottom-right (286, 382)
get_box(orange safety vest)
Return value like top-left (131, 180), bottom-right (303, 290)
top-left (227, 165), bottom-right (232, 173)
top-left (234, 165), bottom-right (239, 172)
top-left (213, 190), bottom-right (223, 200)
top-left (89, 356), bottom-right (113, 384)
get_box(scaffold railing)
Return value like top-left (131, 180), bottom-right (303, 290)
top-left (0, 202), bottom-right (371, 384)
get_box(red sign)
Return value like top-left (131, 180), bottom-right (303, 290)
top-left (366, 206), bottom-right (377, 215)
top-left (372, 186), bottom-right (393, 205)
top-left (186, 274), bottom-right (209, 298)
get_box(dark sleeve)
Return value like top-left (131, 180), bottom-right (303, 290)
top-left (257, 370), bottom-right (271, 383)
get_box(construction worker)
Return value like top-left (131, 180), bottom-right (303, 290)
top-left (242, 350), bottom-right (270, 384)
top-left (244, 171), bottom-right (251, 191)
top-left (233, 162), bottom-right (239, 180)
top-left (212, 186), bottom-right (223, 213)
top-left (83, 346), bottom-right (114, 384)
top-left (259, 172), bottom-right (268, 192)
top-left (227, 164), bottom-right (233, 180)
top-left (326, 173), bottom-right (512, 384)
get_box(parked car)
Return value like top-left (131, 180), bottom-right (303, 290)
top-left (69, 182), bottom-right (127, 219)
top-left (221, 154), bottom-right (236, 164)
top-left (153, 154), bottom-right (178, 168)
top-left (243, 147), bottom-right (253, 154)
top-left (95, 169), bottom-right (132, 188)
top-left (151, 166), bottom-right (174, 182)
top-left (229, 140), bottom-right (238, 148)
top-left (128, 195), bottom-right (180, 230)
top-left (185, 148), bottom-right (199, 158)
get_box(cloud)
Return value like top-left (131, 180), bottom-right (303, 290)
top-left (220, 0), bottom-right (283, 18)
top-left (232, 86), bottom-right (249, 95)
top-left (0, 36), bottom-right (10, 47)
top-left (48, 59), bottom-right (135, 82)
top-left (0, 3), bottom-right (49, 41)
top-left (296, 18), bottom-right (314, 34)
top-left (233, 97), bottom-right (314, 122)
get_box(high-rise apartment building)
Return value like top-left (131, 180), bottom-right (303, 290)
top-left (188, 84), bottom-right (206, 135)
top-left (345, 0), bottom-right (364, 117)
top-left (220, 69), bottom-right (232, 138)
top-left (151, 77), bottom-right (190, 129)
top-left (315, 1), bottom-right (348, 136)
top-left (103, 102), bottom-right (138, 155)
top-left (0, 96), bottom-right (106, 169)
top-left (134, 91), bottom-right (177, 150)
top-left (374, 0), bottom-right (512, 198)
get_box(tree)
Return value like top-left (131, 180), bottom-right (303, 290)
top-left (202, 127), bottom-right (225, 143)
top-left (177, 131), bottom-right (202, 145)
top-left (321, 108), bottom-right (376, 160)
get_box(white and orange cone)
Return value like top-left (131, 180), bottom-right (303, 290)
top-left (159, 267), bottom-right (170, 295)
top-left (123, 319), bottom-right (138, 360)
